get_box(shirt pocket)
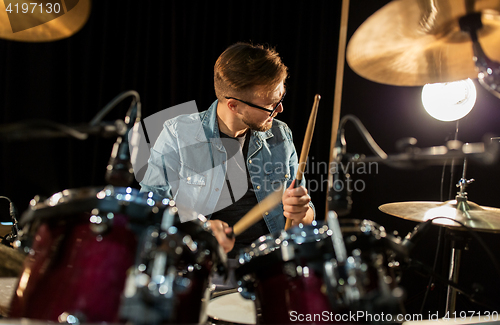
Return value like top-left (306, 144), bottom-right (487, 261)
top-left (266, 165), bottom-right (291, 186)
top-left (180, 164), bottom-right (206, 186)
top-left (186, 173), bottom-right (206, 186)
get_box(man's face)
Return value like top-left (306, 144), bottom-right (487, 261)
top-left (240, 82), bottom-right (286, 132)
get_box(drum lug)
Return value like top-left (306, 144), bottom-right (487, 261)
top-left (280, 241), bottom-right (295, 261)
top-left (236, 272), bottom-right (256, 301)
top-left (324, 259), bottom-right (338, 289)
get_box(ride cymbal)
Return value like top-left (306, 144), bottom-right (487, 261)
top-left (0, 0), bottom-right (91, 42)
top-left (346, 0), bottom-right (500, 86)
top-left (379, 200), bottom-right (500, 232)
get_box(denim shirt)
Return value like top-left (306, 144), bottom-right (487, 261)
top-left (140, 100), bottom-right (315, 233)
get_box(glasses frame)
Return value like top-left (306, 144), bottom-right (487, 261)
top-left (225, 89), bottom-right (287, 116)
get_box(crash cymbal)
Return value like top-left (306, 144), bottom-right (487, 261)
top-left (0, 0), bottom-right (91, 42)
top-left (379, 200), bottom-right (500, 232)
top-left (346, 0), bottom-right (500, 86)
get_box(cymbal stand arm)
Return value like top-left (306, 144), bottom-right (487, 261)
top-left (459, 13), bottom-right (500, 99)
top-left (455, 159), bottom-right (474, 220)
top-left (456, 158), bottom-right (474, 201)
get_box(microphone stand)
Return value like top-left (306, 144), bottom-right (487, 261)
top-left (104, 93), bottom-right (142, 187)
top-left (0, 196), bottom-right (19, 246)
top-left (103, 91), bottom-right (141, 187)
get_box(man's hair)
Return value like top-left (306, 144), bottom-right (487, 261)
top-left (214, 42), bottom-right (288, 101)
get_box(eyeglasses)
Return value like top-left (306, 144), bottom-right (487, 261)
top-left (225, 90), bottom-right (287, 116)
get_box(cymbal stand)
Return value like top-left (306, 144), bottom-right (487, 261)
top-left (445, 158), bottom-right (473, 313)
top-left (459, 12), bottom-right (500, 99)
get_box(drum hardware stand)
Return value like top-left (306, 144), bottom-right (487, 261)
top-left (445, 158), bottom-right (473, 314)
top-left (0, 196), bottom-right (19, 246)
top-left (444, 228), bottom-right (471, 313)
top-left (459, 13), bottom-right (500, 99)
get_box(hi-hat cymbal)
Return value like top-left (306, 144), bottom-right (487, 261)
top-left (0, 0), bottom-right (91, 42)
top-left (379, 200), bottom-right (500, 232)
top-left (346, 0), bottom-right (500, 86)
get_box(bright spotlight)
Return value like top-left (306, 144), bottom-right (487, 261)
top-left (421, 79), bottom-right (477, 122)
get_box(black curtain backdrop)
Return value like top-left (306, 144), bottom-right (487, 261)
top-left (1, 0), bottom-right (499, 317)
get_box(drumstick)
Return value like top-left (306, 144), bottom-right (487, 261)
top-left (285, 94), bottom-right (321, 231)
top-left (326, 0), bottom-right (349, 221)
top-left (232, 186), bottom-right (283, 236)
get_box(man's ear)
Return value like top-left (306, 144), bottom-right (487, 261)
top-left (226, 99), bottom-right (238, 112)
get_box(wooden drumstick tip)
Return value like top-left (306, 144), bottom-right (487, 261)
top-left (315, 94), bottom-right (321, 100)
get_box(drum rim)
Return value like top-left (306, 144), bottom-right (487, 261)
top-left (38, 186), bottom-right (170, 208)
top-left (20, 186), bottom-right (172, 225)
top-left (236, 220), bottom-right (331, 263)
top-left (236, 219), bottom-right (392, 264)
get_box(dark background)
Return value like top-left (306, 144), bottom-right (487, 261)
top-left (1, 0), bottom-right (499, 318)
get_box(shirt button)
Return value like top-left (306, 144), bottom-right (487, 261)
top-left (187, 177), bottom-right (191, 181)
top-left (215, 188), bottom-right (219, 192)
top-left (265, 212), bottom-right (269, 216)
top-left (256, 186), bottom-right (261, 190)
top-left (285, 174), bottom-right (289, 178)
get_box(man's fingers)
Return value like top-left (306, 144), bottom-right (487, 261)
top-left (209, 220), bottom-right (235, 253)
top-left (284, 204), bottom-right (309, 213)
top-left (283, 195), bottom-right (311, 206)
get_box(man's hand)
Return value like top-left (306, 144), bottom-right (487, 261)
top-left (282, 179), bottom-right (314, 226)
top-left (209, 219), bottom-right (235, 253)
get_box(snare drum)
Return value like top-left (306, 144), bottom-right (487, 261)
top-left (236, 221), bottom-right (335, 324)
top-left (8, 186), bottom-right (170, 323)
top-left (235, 218), bottom-right (402, 324)
top-left (207, 290), bottom-right (256, 325)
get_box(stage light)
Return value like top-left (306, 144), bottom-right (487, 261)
top-left (421, 79), bottom-right (477, 122)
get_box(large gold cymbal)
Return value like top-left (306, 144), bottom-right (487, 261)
top-left (0, 0), bottom-right (91, 42)
top-left (346, 0), bottom-right (500, 86)
top-left (379, 200), bottom-right (500, 232)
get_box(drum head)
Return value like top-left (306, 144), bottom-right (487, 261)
top-left (207, 292), bottom-right (256, 325)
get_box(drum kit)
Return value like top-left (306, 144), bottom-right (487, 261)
top-left (1, 0), bottom-right (500, 324)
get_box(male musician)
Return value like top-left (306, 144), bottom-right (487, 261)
top-left (140, 43), bottom-right (314, 257)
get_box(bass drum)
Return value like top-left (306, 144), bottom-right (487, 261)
top-left (235, 218), bottom-right (402, 324)
top-left (9, 186), bottom-right (170, 323)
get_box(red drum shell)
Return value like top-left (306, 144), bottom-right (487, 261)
top-left (235, 219), bottom-right (401, 324)
top-left (10, 213), bottom-right (136, 322)
top-left (9, 186), bottom-right (168, 323)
